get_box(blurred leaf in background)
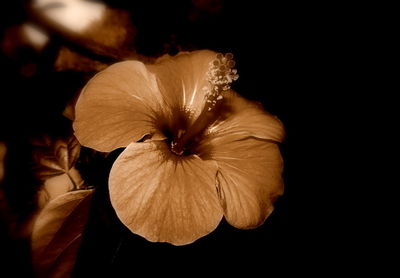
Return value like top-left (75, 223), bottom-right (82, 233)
top-left (31, 189), bottom-right (94, 278)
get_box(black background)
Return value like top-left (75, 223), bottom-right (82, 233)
top-left (0, 0), bottom-right (369, 276)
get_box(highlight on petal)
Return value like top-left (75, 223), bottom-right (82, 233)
top-left (73, 61), bottom-right (165, 152)
top-left (207, 90), bottom-right (285, 142)
top-left (197, 133), bottom-right (283, 229)
top-left (109, 141), bottom-right (223, 245)
top-left (148, 50), bottom-right (218, 123)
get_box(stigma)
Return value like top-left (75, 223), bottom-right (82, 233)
top-left (203, 53), bottom-right (239, 112)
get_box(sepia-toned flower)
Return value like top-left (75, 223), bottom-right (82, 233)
top-left (73, 50), bottom-right (284, 245)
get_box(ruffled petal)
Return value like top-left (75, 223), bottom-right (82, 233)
top-left (147, 50), bottom-right (217, 124)
top-left (198, 134), bottom-right (283, 229)
top-left (109, 141), bottom-right (223, 245)
top-left (74, 61), bottom-right (165, 152)
top-left (196, 93), bottom-right (284, 229)
top-left (206, 91), bottom-right (285, 142)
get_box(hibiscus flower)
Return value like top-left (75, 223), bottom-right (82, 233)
top-left (73, 50), bottom-right (284, 245)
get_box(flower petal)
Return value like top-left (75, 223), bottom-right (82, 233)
top-left (74, 61), bottom-right (165, 152)
top-left (198, 133), bottom-right (284, 229)
top-left (195, 92), bottom-right (284, 229)
top-left (109, 141), bottom-right (223, 245)
top-left (147, 50), bottom-right (217, 123)
top-left (207, 91), bottom-right (285, 142)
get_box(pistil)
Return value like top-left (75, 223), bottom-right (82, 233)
top-left (171, 53), bottom-right (238, 155)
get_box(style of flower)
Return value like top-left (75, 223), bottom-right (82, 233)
top-left (73, 50), bottom-right (284, 245)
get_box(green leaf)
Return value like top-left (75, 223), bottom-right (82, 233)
top-left (31, 189), bottom-right (94, 278)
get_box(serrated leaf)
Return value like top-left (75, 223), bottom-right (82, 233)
top-left (56, 136), bottom-right (80, 171)
top-left (31, 189), bottom-right (94, 278)
top-left (33, 136), bottom-right (81, 181)
top-left (37, 167), bottom-right (85, 209)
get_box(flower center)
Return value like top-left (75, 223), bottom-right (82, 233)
top-left (170, 53), bottom-right (239, 155)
